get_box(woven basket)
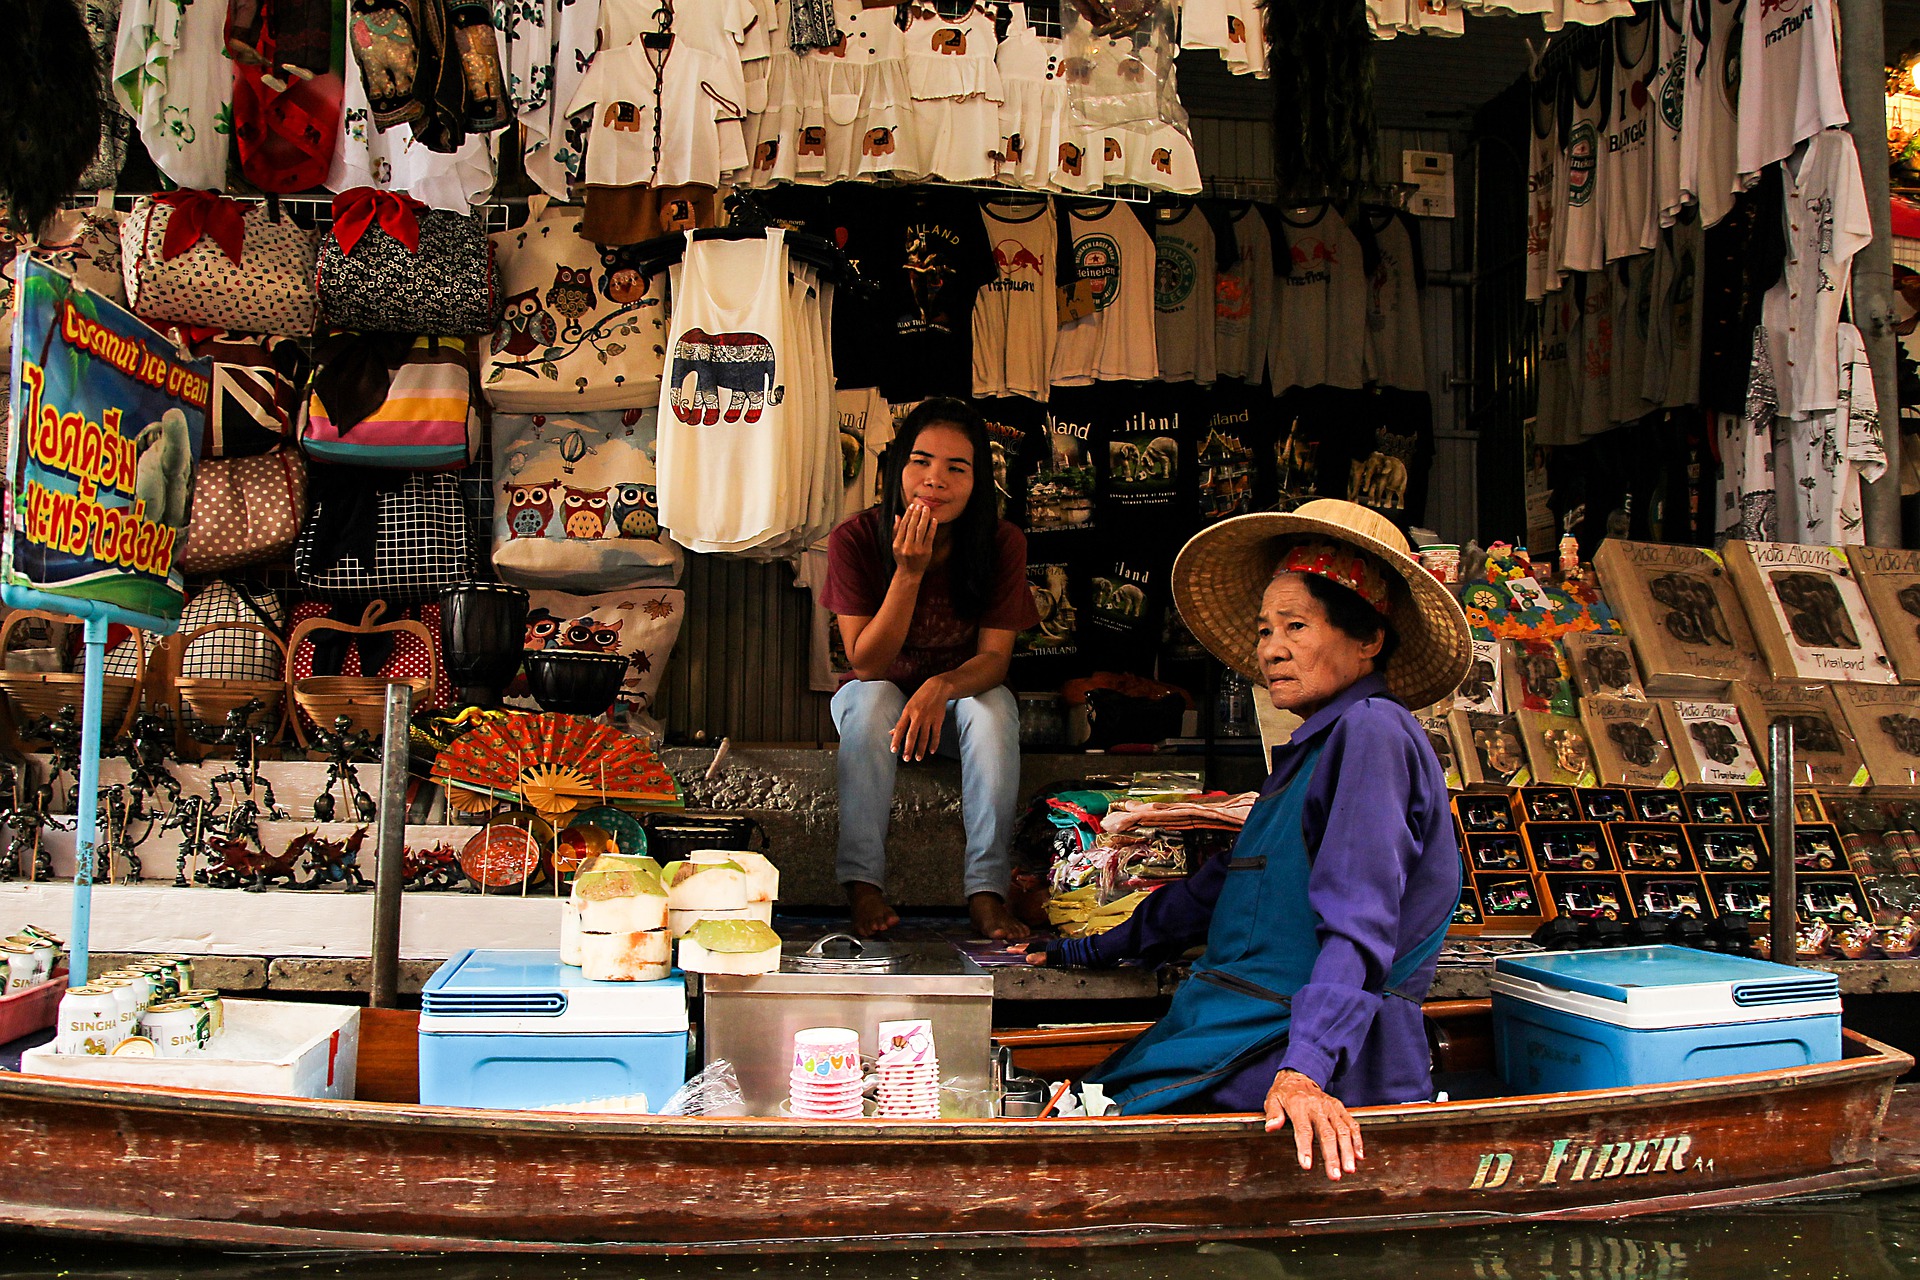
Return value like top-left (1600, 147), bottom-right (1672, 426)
top-left (171, 621), bottom-right (291, 757)
top-left (0, 610), bottom-right (143, 742)
top-left (288, 600), bottom-right (437, 746)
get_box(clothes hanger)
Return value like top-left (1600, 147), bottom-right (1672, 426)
top-left (624, 190), bottom-right (873, 292)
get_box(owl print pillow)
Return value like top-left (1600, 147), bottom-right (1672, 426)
top-left (482, 205), bottom-right (668, 412)
top-left (492, 409), bottom-right (685, 591)
top-left (505, 586), bottom-right (686, 735)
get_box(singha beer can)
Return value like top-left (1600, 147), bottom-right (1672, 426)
top-left (3, 936), bottom-right (54, 982)
top-left (100, 969), bottom-right (155, 1009)
top-left (141, 1001), bottom-right (210, 1057)
top-left (128, 962), bottom-right (176, 1001)
top-left (182, 990), bottom-right (224, 1039)
top-left (89, 978), bottom-right (143, 1041)
top-left (0, 944), bottom-right (37, 992)
top-left (57, 985), bottom-right (123, 1055)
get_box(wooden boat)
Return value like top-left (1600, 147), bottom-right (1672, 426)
top-left (0, 999), bottom-right (1917, 1254)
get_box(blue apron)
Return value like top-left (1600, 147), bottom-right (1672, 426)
top-left (1090, 744), bottom-right (1455, 1116)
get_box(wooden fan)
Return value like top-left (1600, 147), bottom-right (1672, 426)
top-left (430, 711), bottom-right (681, 822)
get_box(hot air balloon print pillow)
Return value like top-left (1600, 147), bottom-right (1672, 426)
top-left (492, 409), bottom-right (685, 592)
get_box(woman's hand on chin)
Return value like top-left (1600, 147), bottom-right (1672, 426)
top-left (1264, 1069), bottom-right (1363, 1181)
top-left (890, 674), bottom-right (953, 761)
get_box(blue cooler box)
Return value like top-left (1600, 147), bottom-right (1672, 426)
top-left (1491, 945), bottom-right (1841, 1093)
top-left (419, 949), bottom-right (688, 1111)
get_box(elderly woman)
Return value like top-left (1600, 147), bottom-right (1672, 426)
top-left (1030, 499), bottom-right (1471, 1180)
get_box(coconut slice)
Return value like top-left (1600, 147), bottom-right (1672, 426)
top-left (560, 902), bottom-right (583, 966)
top-left (579, 928), bottom-right (671, 982)
top-left (581, 891), bottom-right (669, 934)
top-left (669, 904), bottom-right (763, 938)
top-left (570, 865), bottom-right (666, 908)
top-left (583, 853), bottom-right (664, 878)
top-left (661, 859), bottom-right (748, 912)
top-left (722, 851), bottom-right (779, 904)
top-left (678, 918), bottom-right (782, 975)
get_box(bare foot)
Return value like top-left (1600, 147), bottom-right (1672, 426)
top-left (969, 892), bottom-right (1032, 942)
top-left (846, 882), bottom-right (899, 937)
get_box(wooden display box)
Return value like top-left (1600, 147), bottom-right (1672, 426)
top-left (1795, 874), bottom-right (1873, 926)
top-left (1591, 540), bottom-right (1767, 695)
top-left (1686, 822), bottom-right (1771, 874)
top-left (1465, 832), bottom-right (1527, 873)
top-left (1523, 822), bottom-right (1615, 873)
top-left (1685, 790), bottom-right (1744, 824)
top-left (1833, 684), bottom-right (1920, 789)
top-left (1628, 787), bottom-right (1689, 823)
top-left (1517, 709), bottom-right (1596, 788)
top-left (1504, 638), bottom-right (1577, 716)
top-left (1453, 791), bottom-right (1518, 834)
top-left (1659, 699), bottom-right (1766, 789)
top-left (1564, 631), bottom-right (1649, 701)
top-left (1734, 681), bottom-right (1870, 789)
top-left (1451, 710), bottom-right (1531, 788)
top-left (1846, 546), bottom-right (1920, 683)
top-left (1577, 787), bottom-right (1633, 822)
top-left (1454, 638), bottom-right (1506, 714)
top-left (1517, 785), bottom-right (1580, 823)
top-left (1449, 885), bottom-right (1485, 936)
top-left (1625, 873), bottom-right (1714, 922)
top-left (1722, 540), bottom-right (1897, 683)
top-left (1612, 823), bottom-right (1694, 872)
top-left (1704, 874), bottom-right (1772, 925)
top-left (1792, 824), bottom-right (1846, 872)
top-left (1580, 695), bottom-right (1680, 788)
top-left (1471, 872), bottom-right (1548, 935)
top-left (1540, 873), bottom-right (1635, 924)
top-left (1414, 704), bottom-right (1465, 791)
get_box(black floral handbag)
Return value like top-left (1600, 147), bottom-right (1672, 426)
top-left (294, 464), bottom-right (476, 605)
top-left (315, 188), bottom-right (501, 335)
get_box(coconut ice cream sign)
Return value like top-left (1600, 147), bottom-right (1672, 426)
top-left (5, 256), bottom-right (207, 627)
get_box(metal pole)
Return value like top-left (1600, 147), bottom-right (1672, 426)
top-left (66, 617), bottom-right (109, 985)
top-left (1838, 0), bottom-right (1901, 547)
top-left (1769, 722), bottom-right (1797, 967)
top-left (368, 683), bottom-right (413, 1009)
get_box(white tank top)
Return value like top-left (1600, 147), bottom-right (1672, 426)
top-left (1526, 69), bottom-right (1563, 302)
top-left (1649, 0), bottom-right (1688, 225)
top-left (1600, 8), bottom-right (1657, 261)
top-left (1678, 0), bottom-right (1741, 228)
top-left (658, 229), bottom-right (799, 550)
top-left (1735, 0), bottom-right (1846, 184)
top-left (1559, 47), bottom-right (1607, 273)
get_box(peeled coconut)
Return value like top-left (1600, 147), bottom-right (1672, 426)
top-left (560, 901), bottom-right (583, 966)
top-left (572, 866), bottom-right (669, 933)
top-left (678, 918), bottom-right (782, 975)
top-left (581, 853), bottom-right (663, 878)
top-left (579, 928), bottom-right (671, 981)
top-left (670, 903), bottom-right (772, 938)
top-left (661, 857), bottom-right (748, 912)
top-left (722, 851), bottom-right (779, 904)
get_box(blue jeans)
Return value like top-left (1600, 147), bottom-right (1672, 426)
top-left (830, 680), bottom-right (1021, 899)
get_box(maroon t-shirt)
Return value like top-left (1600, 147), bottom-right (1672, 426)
top-left (822, 509), bottom-right (1041, 690)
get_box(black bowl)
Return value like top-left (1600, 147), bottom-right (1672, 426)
top-left (522, 650), bottom-right (628, 717)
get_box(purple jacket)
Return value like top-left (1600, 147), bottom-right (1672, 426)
top-left (1051, 673), bottom-right (1458, 1108)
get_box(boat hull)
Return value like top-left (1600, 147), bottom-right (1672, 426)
top-left (0, 1027), bottom-right (1911, 1253)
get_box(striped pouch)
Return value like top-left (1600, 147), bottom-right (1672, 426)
top-left (301, 334), bottom-right (479, 469)
top-left (172, 330), bottom-right (309, 458)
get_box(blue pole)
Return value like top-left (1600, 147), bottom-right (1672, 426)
top-left (67, 616), bottom-right (109, 984)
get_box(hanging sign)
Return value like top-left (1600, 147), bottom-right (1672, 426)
top-left (5, 255), bottom-right (208, 631)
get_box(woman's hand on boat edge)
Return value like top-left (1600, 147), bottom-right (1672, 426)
top-left (1265, 1069), bottom-right (1362, 1181)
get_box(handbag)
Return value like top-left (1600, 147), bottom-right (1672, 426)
top-left (1, 207), bottom-right (125, 359)
top-left (178, 448), bottom-right (309, 574)
top-left (228, 0), bottom-right (343, 194)
top-left (177, 581), bottom-right (289, 681)
top-left (301, 333), bottom-right (479, 469)
top-left (505, 585), bottom-right (686, 726)
top-left (121, 191), bottom-right (320, 335)
top-left (491, 409), bottom-right (682, 589)
top-left (294, 467), bottom-right (475, 605)
top-left (481, 202), bottom-right (667, 412)
top-left (316, 188), bottom-right (500, 335)
top-left (170, 329), bottom-right (308, 457)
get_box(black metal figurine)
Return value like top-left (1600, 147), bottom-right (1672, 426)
top-left (196, 700), bottom-right (289, 822)
top-left (309, 716), bottom-right (377, 825)
top-left (160, 793), bottom-right (209, 888)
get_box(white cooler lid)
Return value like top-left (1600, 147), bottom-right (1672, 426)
top-left (1490, 945), bottom-right (1840, 1030)
top-left (420, 949), bottom-right (689, 1035)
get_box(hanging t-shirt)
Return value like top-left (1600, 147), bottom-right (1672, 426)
top-left (1153, 206), bottom-right (1218, 384)
top-left (1362, 208), bottom-right (1426, 392)
top-left (1079, 543), bottom-right (1172, 676)
top-left (875, 190), bottom-right (999, 400)
top-left (1678, 0), bottom-right (1741, 229)
top-left (1190, 377), bottom-right (1269, 522)
top-left (833, 386), bottom-right (896, 524)
top-left (113, 0), bottom-right (232, 190)
top-left (1649, 0), bottom-right (1689, 225)
top-left (329, 41), bottom-right (497, 211)
top-left (1526, 68), bottom-right (1564, 302)
top-left (1268, 204), bottom-right (1367, 396)
top-left (1600, 8), bottom-right (1658, 262)
top-left (1534, 285), bottom-right (1581, 448)
top-left (1051, 203), bottom-right (1160, 387)
top-left (972, 200), bottom-right (1059, 401)
top-left (1560, 45), bottom-right (1608, 273)
top-left (1697, 167), bottom-right (1786, 415)
top-left (1736, 0), bottom-right (1846, 184)
top-left (1759, 129), bottom-right (1872, 422)
top-left (1086, 382), bottom-right (1190, 524)
top-left (1025, 396), bottom-right (1101, 534)
top-left (1716, 327), bottom-right (1778, 542)
top-left (566, 39), bottom-right (749, 188)
top-left (1640, 210), bottom-right (1704, 408)
top-left (1212, 203), bottom-right (1275, 381)
top-left (978, 394), bottom-right (1048, 528)
top-left (1779, 323), bottom-right (1884, 545)
top-left (1575, 269), bottom-right (1616, 437)
top-left (1609, 252), bottom-right (1656, 425)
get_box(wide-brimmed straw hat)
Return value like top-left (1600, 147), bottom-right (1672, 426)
top-left (1172, 499), bottom-right (1473, 712)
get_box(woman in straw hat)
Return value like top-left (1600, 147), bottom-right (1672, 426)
top-left (1029, 499), bottom-right (1471, 1180)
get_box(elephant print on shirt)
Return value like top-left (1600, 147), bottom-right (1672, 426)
top-left (667, 328), bottom-right (787, 425)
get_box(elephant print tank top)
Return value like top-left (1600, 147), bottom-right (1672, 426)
top-left (658, 228), bottom-right (800, 550)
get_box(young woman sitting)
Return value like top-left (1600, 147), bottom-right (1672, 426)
top-left (822, 398), bottom-right (1040, 940)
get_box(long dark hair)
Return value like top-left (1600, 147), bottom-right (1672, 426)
top-left (878, 398), bottom-right (1001, 620)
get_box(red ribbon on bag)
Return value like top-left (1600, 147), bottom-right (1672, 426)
top-left (155, 190), bottom-right (249, 264)
top-left (330, 188), bottom-right (428, 256)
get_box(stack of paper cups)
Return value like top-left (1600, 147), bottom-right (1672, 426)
top-left (790, 1027), bottom-right (864, 1120)
top-left (874, 1018), bottom-right (939, 1119)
